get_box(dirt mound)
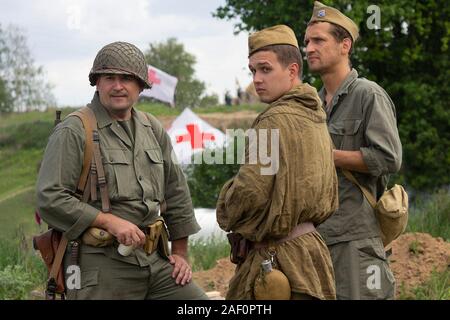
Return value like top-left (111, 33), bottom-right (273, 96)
top-left (192, 258), bottom-right (235, 298)
top-left (192, 232), bottom-right (450, 299)
top-left (390, 232), bottom-right (449, 297)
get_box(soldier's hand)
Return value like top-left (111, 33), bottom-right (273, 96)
top-left (93, 212), bottom-right (146, 247)
top-left (169, 254), bottom-right (192, 286)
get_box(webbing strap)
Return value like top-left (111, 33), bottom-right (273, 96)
top-left (69, 107), bottom-right (95, 195)
top-left (92, 130), bottom-right (111, 213)
top-left (342, 169), bottom-right (377, 208)
top-left (67, 107), bottom-right (110, 212)
top-left (48, 236), bottom-right (68, 284)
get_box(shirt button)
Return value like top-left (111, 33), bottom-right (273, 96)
top-left (139, 175), bottom-right (143, 181)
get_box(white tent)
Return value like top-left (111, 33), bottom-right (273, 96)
top-left (167, 108), bottom-right (226, 165)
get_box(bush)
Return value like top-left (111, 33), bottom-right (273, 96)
top-left (0, 120), bottom-right (53, 149)
top-left (186, 146), bottom-right (241, 208)
top-left (0, 265), bottom-right (35, 299)
top-left (0, 228), bottom-right (47, 299)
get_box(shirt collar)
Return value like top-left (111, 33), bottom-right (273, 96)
top-left (318, 68), bottom-right (359, 104)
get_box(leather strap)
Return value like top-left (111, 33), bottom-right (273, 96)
top-left (252, 222), bottom-right (316, 250)
top-left (69, 107), bottom-right (95, 196)
top-left (48, 235), bottom-right (68, 285)
top-left (342, 169), bottom-right (377, 208)
top-left (92, 130), bottom-right (111, 213)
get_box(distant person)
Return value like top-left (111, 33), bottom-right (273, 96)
top-left (216, 25), bottom-right (338, 300)
top-left (236, 86), bottom-right (243, 105)
top-left (304, 1), bottom-right (402, 299)
top-left (36, 41), bottom-right (207, 300)
top-left (224, 90), bottom-right (232, 106)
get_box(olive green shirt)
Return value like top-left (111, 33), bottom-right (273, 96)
top-left (36, 93), bottom-right (200, 266)
top-left (316, 69), bottom-right (402, 245)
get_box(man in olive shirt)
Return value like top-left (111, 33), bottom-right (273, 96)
top-left (36, 42), bottom-right (207, 300)
top-left (304, 2), bottom-right (402, 299)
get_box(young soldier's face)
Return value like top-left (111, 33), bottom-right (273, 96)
top-left (249, 50), bottom-right (293, 103)
top-left (96, 74), bottom-right (142, 118)
top-left (304, 22), bottom-right (343, 74)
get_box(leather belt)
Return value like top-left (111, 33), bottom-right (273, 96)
top-left (251, 222), bottom-right (316, 250)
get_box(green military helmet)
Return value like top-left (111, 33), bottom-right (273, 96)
top-left (89, 41), bottom-right (152, 89)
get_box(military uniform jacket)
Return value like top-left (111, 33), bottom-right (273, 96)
top-left (216, 84), bottom-right (338, 299)
top-left (36, 93), bottom-right (200, 266)
top-left (316, 69), bottom-right (402, 245)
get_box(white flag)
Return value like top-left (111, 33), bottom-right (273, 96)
top-left (140, 65), bottom-right (178, 106)
top-left (167, 108), bottom-right (226, 165)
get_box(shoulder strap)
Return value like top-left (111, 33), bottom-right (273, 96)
top-left (328, 137), bottom-right (377, 208)
top-left (342, 169), bottom-right (377, 208)
top-left (67, 107), bottom-right (95, 196)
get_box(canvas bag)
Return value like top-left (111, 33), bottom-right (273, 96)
top-left (342, 170), bottom-right (408, 248)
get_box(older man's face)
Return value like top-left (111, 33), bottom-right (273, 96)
top-left (96, 74), bottom-right (142, 119)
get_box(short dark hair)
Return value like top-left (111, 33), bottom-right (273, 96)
top-left (253, 44), bottom-right (303, 79)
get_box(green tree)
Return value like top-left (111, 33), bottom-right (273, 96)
top-left (0, 24), bottom-right (55, 112)
top-left (144, 38), bottom-right (206, 108)
top-left (0, 77), bottom-right (13, 113)
top-left (214, 0), bottom-right (450, 191)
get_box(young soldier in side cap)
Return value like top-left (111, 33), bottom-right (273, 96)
top-left (216, 25), bottom-right (338, 300)
top-left (304, 2), bottom-right (402, 299)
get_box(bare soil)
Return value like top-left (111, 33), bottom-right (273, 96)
top-left (389, 232), bottom-right (450, 297)
top-left (192, 232), bottom-right (450, 299)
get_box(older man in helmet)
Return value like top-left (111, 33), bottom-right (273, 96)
top-left (36, 42), bottom-right (207, 300)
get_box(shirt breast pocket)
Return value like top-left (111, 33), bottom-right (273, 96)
top-left (144, 148), bottom-right (165, 199)
top-left (102, 149), bottom-right (132, 200)
top-left (328, 119), bottom-right (362, 150)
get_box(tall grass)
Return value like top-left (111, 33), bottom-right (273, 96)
top-left (398, 268), bottom-right (450, 300)
top-left (188, 235), bottom-right (230, 272)
top-left (406, 189), bottom-right (450, 241)
top-left (0, 226), bottom-right (47, 299)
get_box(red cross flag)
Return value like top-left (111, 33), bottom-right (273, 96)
top-left (140, 64), bottom-right (178, 106)
top-left (167, 108), bottom-right (226, 165)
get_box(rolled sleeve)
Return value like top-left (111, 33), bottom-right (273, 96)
top-left (64, 204), bottom-right (100, 240)
top-left (361, 93), bottom-right (402, 177)
top-left (166, 219), bottom-right (201, 241)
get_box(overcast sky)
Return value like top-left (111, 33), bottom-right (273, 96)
top-left (0, 0), bottom-right (253, 107)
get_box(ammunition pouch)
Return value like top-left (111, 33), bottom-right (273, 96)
top-left (227, 233), bottom-right (250, 265)
top-left (144, 218), bottom-right (170, 259)
top-left (81, 227), bottom-right (114, 247)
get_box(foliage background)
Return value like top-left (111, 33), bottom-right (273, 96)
top-left (214, 0), bottom-right (450, 191)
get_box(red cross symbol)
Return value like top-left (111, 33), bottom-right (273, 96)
top-left (176, 124), bottom-right (215, 149)
top-left (148, 69), bottom-right (161, 85)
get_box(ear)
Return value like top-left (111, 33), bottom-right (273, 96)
top-left (288, 63), bottom-right (299, 81)
top-left (341, 38), bottom-right (352, 55)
